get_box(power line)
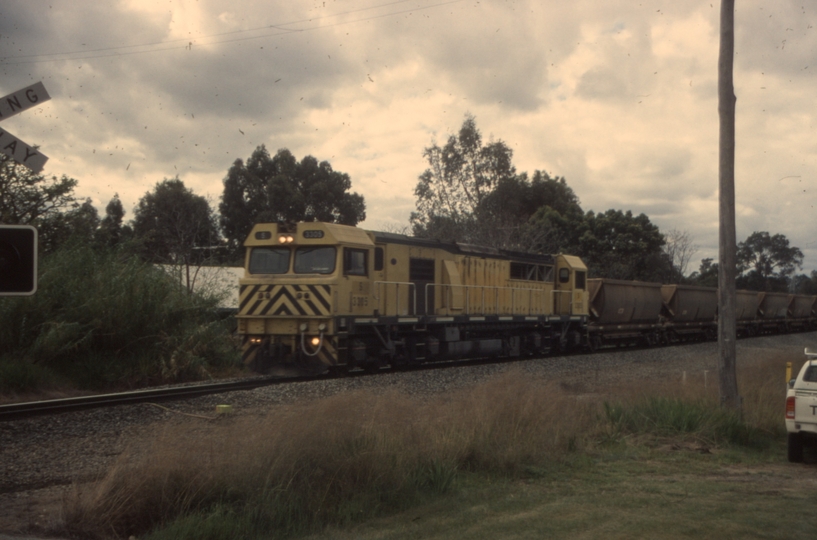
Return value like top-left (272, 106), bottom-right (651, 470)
top-left (0, 0), bottom-right (464, 66)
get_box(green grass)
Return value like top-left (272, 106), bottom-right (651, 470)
top-left (602, 396), bottom-right (769, 448)
top-left (299, 445), bottom-right (817, 540)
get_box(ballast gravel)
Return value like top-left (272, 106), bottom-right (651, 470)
top-left (1, 332), bottom-right (814, 536)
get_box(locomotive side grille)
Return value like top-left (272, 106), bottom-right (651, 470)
top-left (239, 284), bottom-right (332, 316)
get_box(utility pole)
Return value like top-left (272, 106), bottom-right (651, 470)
top-left (718, 0), bottom-right (740, 410)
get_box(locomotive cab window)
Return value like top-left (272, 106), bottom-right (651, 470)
top-left (374, 247), bottom-right (384, 271)
top-left (558, 268), bottom-right (570, 284)
top-left (575, 270), bottom-right (586, 290)
top-left (249, 247), bottom-right (290, 274)
top-left (344, 248), bottom-right (368, 276)
top-left (294, 246), bottom-right (336, 274)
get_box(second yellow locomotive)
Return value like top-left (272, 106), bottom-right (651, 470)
top-left (237, 221), bottom-right (589, 372)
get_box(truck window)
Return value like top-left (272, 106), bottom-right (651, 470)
top-left (249, 247), bottom-right (290, 274)
top-left (294, 247), bottom-right (336, 274)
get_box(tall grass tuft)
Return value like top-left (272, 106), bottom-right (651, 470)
top-left (0, 243), bottom-right (239, 392)
top-left (62, 372), bottom-right (598, 539)
top-left (602, 397), bottom-right (764, 447)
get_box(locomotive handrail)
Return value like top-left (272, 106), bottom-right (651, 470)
top-left (425, 283), bottom-right (550, 316)
top-left (373, 281), bottom-right (416, 316)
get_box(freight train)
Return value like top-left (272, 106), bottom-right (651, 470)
top-left (236, 221), bottom-right (817, 373)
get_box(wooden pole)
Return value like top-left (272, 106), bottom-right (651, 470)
top-left (718, 0), bottom-right (740, 410)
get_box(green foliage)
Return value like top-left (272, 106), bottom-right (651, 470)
top-left (737, 231), bottom-right (803, 292)
top-left (411, 114), bottom-right (516, 243)
top-left (0, 356), bottom-right (60, 393)
top-left (37, 197), bottom-right (101, 253)
top-left (0, 154), bottom-right (80, 253)
top-left (476, 171), bottom-right (584, 252)
top-left (689, 257), bottom-right (719, 288)
top-left (577, 209), bottom-right (667, 281)
top-left (96, 193), bottom-right (132, 248)
top-left (690, 232), bottom-right (805, 291)
top-left (0, 244), bottom-right (239, 390)
top-left (792, 270), bottom-right (817, 294)
top-left (219, 146), bottom-right (366, 259)
top-left (133, 177), bottom-right (220, 266)
top-left (409, 118), bottom-right (669, 282)
top-left (0, 154), bottom-right (77, 224)
top-left (414, 459), bottom-right (458, 494)
top-left (603, 397), bottom-right (768, 448)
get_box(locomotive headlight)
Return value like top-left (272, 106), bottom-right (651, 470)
top-left (299, 323), bottom-right (308, 332)
top-left (286, 235), bottom-right (294, 243)
top-left (249, 337), bottom-right (263, 345)
top-left (310, 336), bottom-right (321, 347)
top-left (318, 323), bottom-right (327, 331)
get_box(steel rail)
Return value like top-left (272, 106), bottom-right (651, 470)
top-left (0, 374), bottom-right (321, 422)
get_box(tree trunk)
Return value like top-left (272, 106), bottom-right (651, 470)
top-left (718, 0), bottom-right (740, 410)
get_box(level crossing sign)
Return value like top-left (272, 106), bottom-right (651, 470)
top-left (0, 82), bottom-right (51, 173)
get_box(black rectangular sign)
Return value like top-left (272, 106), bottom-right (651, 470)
top-left (0, 225), bottom-right (38, 295)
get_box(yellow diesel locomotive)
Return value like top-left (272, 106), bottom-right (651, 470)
top-left (237, 221), bottom-right (589, 373)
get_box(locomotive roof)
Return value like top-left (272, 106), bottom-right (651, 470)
top-left (370, 230), bottom-right (555, 265)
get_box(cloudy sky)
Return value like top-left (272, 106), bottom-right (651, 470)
top-left (1, 0), bottom-right (815, 273)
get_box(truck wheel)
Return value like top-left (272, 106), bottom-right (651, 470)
top-left (788, 433), bottom-right (805, 463)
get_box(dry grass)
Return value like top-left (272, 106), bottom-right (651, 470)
top-left (61, 352), bottom-right (796, 539)
top-left (62, 372), bottom-right (598, 538)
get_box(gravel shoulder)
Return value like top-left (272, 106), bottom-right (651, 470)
top-left (1, 332), bottom-right (814, 537)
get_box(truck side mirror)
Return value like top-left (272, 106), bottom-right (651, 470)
top-left (0, 225), bottom-right (38, 296)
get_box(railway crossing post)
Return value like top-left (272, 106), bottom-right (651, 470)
top-left (0, 81), bottom-right (51, 296)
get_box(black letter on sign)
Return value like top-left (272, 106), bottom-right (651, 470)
top-left (25, 89), bottom-right (40, 103)
top-left (6, 95), bottom-right (22, 112)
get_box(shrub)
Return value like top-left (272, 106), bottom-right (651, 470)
top-left (0, 244), bottom-right (240, 392)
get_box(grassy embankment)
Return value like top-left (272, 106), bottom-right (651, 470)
top-left (61, 351), bottom-right (817, 540)
top-left (0, 244), bottom-right (241, 398)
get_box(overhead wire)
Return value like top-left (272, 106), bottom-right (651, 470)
top-left (0, 0), bottom-right (464, 66)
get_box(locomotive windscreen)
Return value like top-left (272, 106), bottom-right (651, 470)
top-left (249, 247), bottom-right (290, 274)
top-left (294, 247), bottom-right (336, 274)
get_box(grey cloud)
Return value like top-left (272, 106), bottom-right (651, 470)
top-left (736, 0), bottom-right (817, 79)
top-left (403, 4), bottom-right (555, 110)
top-left (576, 68), bottom-right (629, 100)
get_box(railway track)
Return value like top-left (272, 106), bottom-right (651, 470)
top-left (0, 373), bottom-right (324, 422)
top-left (0, 350), bottom-right (568, 422)
top-left (2, 328), bottom-right (811, 422)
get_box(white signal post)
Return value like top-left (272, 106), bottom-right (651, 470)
top-left (0, 82), bottom-right (51, 173)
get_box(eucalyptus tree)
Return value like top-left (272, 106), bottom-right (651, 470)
top-left (220, 146), bottom-right (365, 259)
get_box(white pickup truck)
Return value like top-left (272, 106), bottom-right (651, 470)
top-left (786, 348), bottom-right (817, 462)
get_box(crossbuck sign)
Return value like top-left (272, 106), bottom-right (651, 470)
top-left (0, 82), bottom-right (51, 173)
